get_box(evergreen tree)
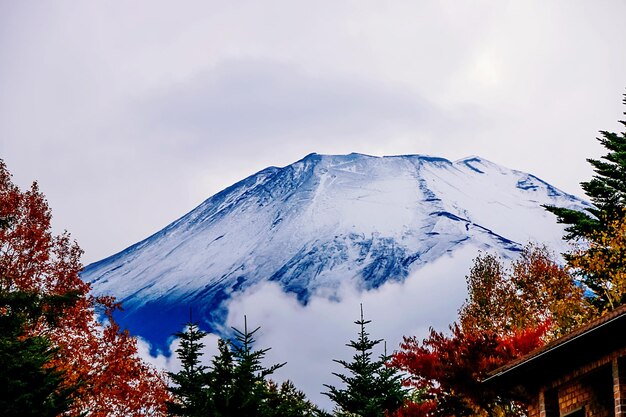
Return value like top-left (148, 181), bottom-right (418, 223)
top-left (169, 315), bottom-right (323, 417)
top-left (323, 305), bottom-right (406, 417)
top-left (206, 338), bottom-right (236, 415)
top-left (265, 380), bottom-right (325, 417)
top-left (167, 320), bottom-right (210, 417)
top-left (228, 316), bottom-right (285, 417)
top-left (545, 93), bottom-right (626, 240)
top-left (0, 290), bottom-right (76, 417)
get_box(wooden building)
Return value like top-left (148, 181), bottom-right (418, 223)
top-left (484, 305), bottom-right (626, 417)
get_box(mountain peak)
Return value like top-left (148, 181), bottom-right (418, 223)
top-left (82, 152), bottom-right (588, 352)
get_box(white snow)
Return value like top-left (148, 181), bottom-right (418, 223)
top-left (83, 152), bottom-right (588, 328)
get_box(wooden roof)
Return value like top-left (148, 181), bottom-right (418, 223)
top-left (483, 304), bottom-right (626, 390)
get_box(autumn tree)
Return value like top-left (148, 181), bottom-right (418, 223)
top-left (392, 244), bottom-right (593, 417)
top-left (459, 244), bottom-right (591, 339)
top-left (0, 213), bottom-right (76, 416)
top-left (0, 159), bottom-right (170, 416)
top-left (457, 252), bottom-right (508, 335)
top-left (545, 93), bottom-right (626, 240)
top-left (324, 306), bottom-right (406, 417)
top-left (391, 324), bottom-right (547, 417)
top-left (567, 212), bottom-right (626, 312)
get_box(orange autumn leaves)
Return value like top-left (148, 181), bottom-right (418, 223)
top-left (391, 216), bottom-right (626, 417)
top-left (568, 213), bottom-right (626, 312)
top-left (459, 244), bottom-right (592, 340)
top-left (0, 160), bottom-right (169, 416)
top-left (391, 244), bottom-right (592, 417)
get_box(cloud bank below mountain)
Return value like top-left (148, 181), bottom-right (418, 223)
top-left (140, 243), bottom-right (484, 410)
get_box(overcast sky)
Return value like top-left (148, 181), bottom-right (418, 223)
top-left (2, 1), bottom-right (626, 264)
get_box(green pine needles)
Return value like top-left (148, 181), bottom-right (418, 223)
top-left (545, 93), bottom-right (626, 240)
top-left (167, 319), bottom-right (211, 416)
top-left (323, 305), bottom-right (406, 417)
top-left (167, 315), bottom-right (322, 417)
top-left (227, 316), bottom-right (286, 416)
top-left (0, 290), bottom-right (78, 417)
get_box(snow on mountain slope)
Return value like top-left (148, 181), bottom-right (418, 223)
top-left (82, 153), bottom-right (589, 352)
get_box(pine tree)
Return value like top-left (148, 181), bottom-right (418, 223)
top-left (265, 380), bottom-right (325, 417)
top-left (228, 316), bottom-right (285, 417)
top-left (170, 315), bottom-right (323, 417)
top-left (0, 290), bottom-right (77, 417)
top-left (323, 305), bottom-right (406, 417)
top-left (545, 93), bottom-right (626, 240)
top-left (205, 338), bottom-right (235, 415)
top-left (167, 320), bottom-right (210, 417)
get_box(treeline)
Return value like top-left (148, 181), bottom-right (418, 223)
top-left (1, 94), bottom-right (625, 416)
top-left (166, 305), bottom-right (406, 417)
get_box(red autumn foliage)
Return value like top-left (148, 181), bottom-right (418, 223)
top-left (390, 398), bottom-right (438, 417)
top-left (458, 244), bottom-right (591, 340)
top-left (391, 323), bottom-right (548, 417)
top-left (0, 160), bottom-right (170, 416)
top-left (390, 245), bottom-right (593, 416)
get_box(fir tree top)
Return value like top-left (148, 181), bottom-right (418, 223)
top-left (545, 93), bottom-right (626, 240)
top-left (166, 316), bottom-right (211, 417)
top-left (323, 305), bottom-right (406, 417)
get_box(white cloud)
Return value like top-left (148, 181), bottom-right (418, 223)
top-left (137, 327), bottom-right (221, 376)
top-left (139, 244), bottom-right (478, 410)
top-left (139, 244), bottom-right (476, 410)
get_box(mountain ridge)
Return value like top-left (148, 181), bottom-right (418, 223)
top-left (82, 153), bottom-right (589, 353)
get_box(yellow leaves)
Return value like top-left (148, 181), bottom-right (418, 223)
top-left (568, 211), bottom-right (626, 313)
top-left (459, 244), bottom-right (592, 341)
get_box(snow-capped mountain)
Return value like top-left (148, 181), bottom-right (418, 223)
top-left (82, 153), bottom-right (588, 352)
